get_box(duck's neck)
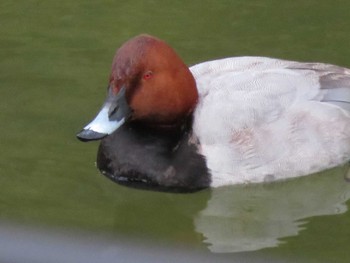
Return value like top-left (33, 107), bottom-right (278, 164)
top-left (96, 115), bottom-right (211, 192)
top-left (129, 115), bottom-right (193, 139)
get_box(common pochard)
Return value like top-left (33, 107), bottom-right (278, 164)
top-left (77, 34), bottom-right (350, 192)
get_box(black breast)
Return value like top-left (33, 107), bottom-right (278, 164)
top-left (96, 121), bottom-right (211, 193)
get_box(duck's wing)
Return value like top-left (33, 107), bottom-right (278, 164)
top-left (191, 56), bottom-right (350, 113)
top-left (287, 62), bottom-right (350, 112)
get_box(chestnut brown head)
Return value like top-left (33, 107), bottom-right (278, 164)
top-left (77, 35), bottom-right (198, 141)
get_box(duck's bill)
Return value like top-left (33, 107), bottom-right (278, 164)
top-left (76, 104), bottom-right (126, 141)
top-left (76, 87), bottom-right (131, 142)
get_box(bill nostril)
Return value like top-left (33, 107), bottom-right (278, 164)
top-left (108, 105), bottom-right (119, 118)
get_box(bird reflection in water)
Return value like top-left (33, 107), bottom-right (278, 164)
top-left (194, 165), bottom-right (350, 253)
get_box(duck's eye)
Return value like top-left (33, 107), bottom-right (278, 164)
top-left (143, 71), bottom-right (153, 80)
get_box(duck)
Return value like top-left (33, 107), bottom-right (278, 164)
top-left (77, 34), bottom-right (350, 192)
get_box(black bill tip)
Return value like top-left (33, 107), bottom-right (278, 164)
top-left (76, 129), bottom-right (108, 142)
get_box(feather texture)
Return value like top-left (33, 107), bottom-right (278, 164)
top-left (190, 57), bottom-right (350, 186)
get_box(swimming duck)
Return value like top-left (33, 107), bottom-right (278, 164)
top-left (77, 34), bottom-right (350, 192)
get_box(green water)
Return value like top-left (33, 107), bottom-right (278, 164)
top-left (1, 0), bottom-right (350, 262)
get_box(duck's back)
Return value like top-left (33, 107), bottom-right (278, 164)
top-left (190, 57), bottom-right (350, 186)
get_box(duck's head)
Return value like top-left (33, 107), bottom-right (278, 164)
top-left (77, 34), bottom-right (198, 141)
